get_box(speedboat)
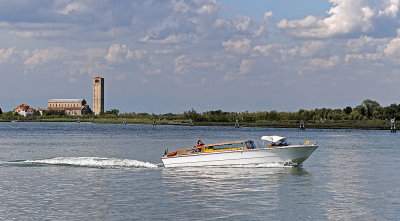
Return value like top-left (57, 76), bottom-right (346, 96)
top-left (161, 136), bottom-right (318, 168)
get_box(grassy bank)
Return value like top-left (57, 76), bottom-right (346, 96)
top-left (1, 116), bottom-right (393, 130)
top-left (2, 99), bottom-right (398, 130)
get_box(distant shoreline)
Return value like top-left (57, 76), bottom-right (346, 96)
top-left (0, 117), bottom-right (393, 130)
top-left (2, 99), bottom-right (398, 131)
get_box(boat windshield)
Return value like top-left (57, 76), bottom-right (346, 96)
top-left (272, 139), bottom-right (290, 146)
top-left (246, 141), bottom-right (256, 149)
top-left (205, 142), bottom-right (247, 152)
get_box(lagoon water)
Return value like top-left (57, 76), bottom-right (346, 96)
top-left (0, 122), bottom-right (399, 220)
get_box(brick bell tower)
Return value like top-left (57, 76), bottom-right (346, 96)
top-left (93, 77), bottom-right (104, 115)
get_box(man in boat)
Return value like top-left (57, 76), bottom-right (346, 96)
top-left (196, 140), bottom-right (204, 147)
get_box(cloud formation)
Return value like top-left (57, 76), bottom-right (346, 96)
top-left (278, 0), bottom-right (400, 38)
top-left (0, 0), bottom-right (400, 112)
top-left (0, 47), bottom-right (15, 63)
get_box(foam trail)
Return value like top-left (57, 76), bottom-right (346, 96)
top-left (23, 157), bottom-right (158, 168)
top-left (230, 162), bottom-right (292, 168)
top-left (255, 162), bottom-right (292, 168)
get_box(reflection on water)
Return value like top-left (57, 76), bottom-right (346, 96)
top-left (1, 123), bottom-right (400, 220)
top-left (161, 167), bottom-right (313, 220)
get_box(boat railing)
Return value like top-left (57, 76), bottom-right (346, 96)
top-left (257, 139), bottom-right (317, 148)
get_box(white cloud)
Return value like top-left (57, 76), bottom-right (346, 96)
top-left (378, 0), bottom-right (400, 17)
top-left (252, 45), bottom-right (273, 56)
top-left (84, 48), bottom-right (107, 61)
top-left (222, 73), bottom-right (235, 82)
top-left (197, 4), bottom-right (217, 14)
top-left (345, 54), bottom-right (364, 63)
top-left (170, 0), bottom-right (190, 13)
top-left (239, 59), bottom-right (253, 75)
top-left (24, 48), bottom-right (62, 69)
top-left (58, 2), bottom-right (87, 15)
top-left (105, 44), bottom-right (146, 64)
top-left (67, 59), bottom-right (109, 76)
top-left (343, 35), bottom-right (400, 63)
top-left (6, 22), bottom-right (78, 40)
top-left (105, 44), bottom-right (131, 63)
top-left (0, 47), bottom-right (16, 63)
top-left (222, 38), bottom-right (251, 54)
top-left (235, 15), bottom-right (251, 31)
top-left (384, 37), bottom-right (400, 57)
top-left (213, 18), bottom-right (229, 28)
top-left (282, 41), bottom-right (324, 58)
top-left (277, 0), bottom-right (397, 38)
top-left (346, 36), bottom-right (378, 53)
top-left (307, 55), bottom-right (341, 70)
top-left (147, 69), bottom-right (162, 75)
top-left (264, 11), bottom-right (274, 20)
top-left (2, 0), bottom-right (400, 113)
top-left (140, 34), bottom-right (187, 44)
top-left (173, 54), bottom-right (219, 76)
top-left (174, 55), bottom-right (190, 74)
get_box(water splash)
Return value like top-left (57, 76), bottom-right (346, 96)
top-left (21, 157), bottom-right (159, 169)
top-left (230, 162), bottom-right (294, 168)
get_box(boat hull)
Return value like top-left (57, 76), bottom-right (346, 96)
top-left (162, 145), bottom-right (318, 168)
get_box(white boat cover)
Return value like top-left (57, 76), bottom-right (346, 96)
top-left (261, 136), bottom-right (286, 143)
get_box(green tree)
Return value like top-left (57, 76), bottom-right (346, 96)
top-left (268, 110), bottom-right (280, 121)
top-left (42, 110), bottom-right (66, 116)
top-left (361, 99), bottom-right (381, 119)
top-left (33, 110), bottom-right (41, 117)
top-left (105, 109), bottom-right (120, 115)
top-left (2, 111), bottom-right (13, 119)
top-left (298, 109), bottom-right (312, 121)
top-left (343, 106), bottom-right (352, 115)
top-left (382, 104), bottom-right (399, 119)
top-left (349, 109), bottom-right (364, 120)
top-left (184, 109), bottom-right (205, 122)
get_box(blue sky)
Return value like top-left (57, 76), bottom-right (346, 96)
top-left (0, 0), bottom-right (400, 113)
top-left (221, 0), bottom-right (331, 20)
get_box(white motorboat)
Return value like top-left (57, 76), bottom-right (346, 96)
top-left (161, 136), bottom-right (318, 168)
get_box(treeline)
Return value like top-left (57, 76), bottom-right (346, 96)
top-left (2, 99), bottom-right (400, 123)
top-left (120, 99), bottom-right (400, 123)
top-left (297, 99), bottom-right (400, 122)
top-left (177, 100), bottom-right (399, 123)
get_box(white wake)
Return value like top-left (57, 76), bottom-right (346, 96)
top-left (23, 157), bottom-right (158, 168)
top-left (229, 162), bottom-right (295, 168)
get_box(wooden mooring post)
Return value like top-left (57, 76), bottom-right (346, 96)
top-left (391, 118), bottom-right (396, 133)
top-left (235, 119), bottom-right (240, 128)
top-left (300, 120), bottom-right (305, 130)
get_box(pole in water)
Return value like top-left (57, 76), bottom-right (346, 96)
top-left (153, 118), bottom-right (157, 126)
top-left (391, 118), bottom-right (396, 133)
top-left (300, 120), bottom-right (305, 130)
top-left (235, 119), bottom-right (240, 128)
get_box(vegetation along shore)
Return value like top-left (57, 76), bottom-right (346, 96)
top-left (1, 99), bottom-right (399, 130)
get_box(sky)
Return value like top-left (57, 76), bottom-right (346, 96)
top-left (0, 0), bottom-right (400, 114)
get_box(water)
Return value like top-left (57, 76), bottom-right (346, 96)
top-left (0, 122), bottom-right (399, 220)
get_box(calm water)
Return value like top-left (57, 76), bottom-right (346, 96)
top-left (0, 122), bottom-right (399, 220)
